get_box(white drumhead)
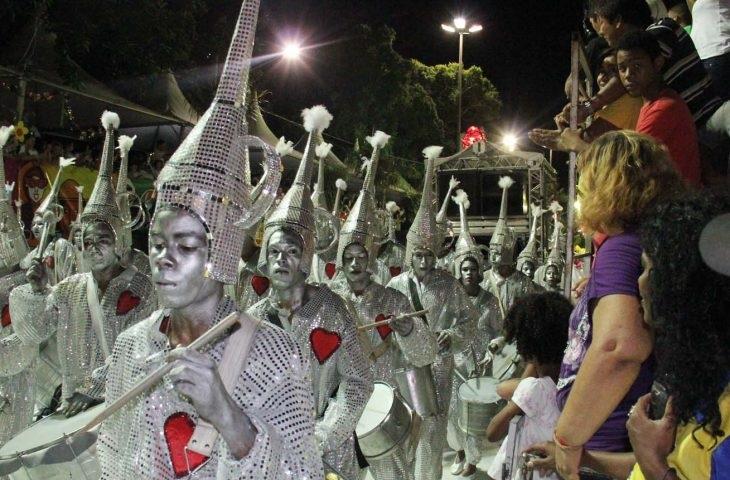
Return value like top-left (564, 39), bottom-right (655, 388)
top-left (356, 382), bottom-right (394, 436)
top-left (0, 403), bottom-right (105, 455)
top-left (458, 377), bottom-right (501, 403)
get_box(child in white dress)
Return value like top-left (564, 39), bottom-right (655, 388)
top-left (486, 292), bottom-right (572, 480)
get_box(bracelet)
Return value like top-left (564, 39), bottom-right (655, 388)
top-left (553, 431), bottom-right (584, 451)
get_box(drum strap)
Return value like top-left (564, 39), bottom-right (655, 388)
top-left (186, 313), bottom-right (261, 457)
top-left (407, 278), bottom-right (427, 325)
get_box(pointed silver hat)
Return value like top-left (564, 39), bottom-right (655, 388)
top-left (405, 145), bottom-right (442, 267)
top-left (451, 189), bottom-right (485, 278)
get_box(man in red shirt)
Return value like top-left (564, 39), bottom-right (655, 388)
top-left (616, 30), bottom-right (701, 186)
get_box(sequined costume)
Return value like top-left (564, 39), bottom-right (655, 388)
top-left (225, 256), bottom-right (270, 311)
top-left (249, 285), bottom-right (371, 480)
top-left (331, 280), bottom-right (437, 480)
top-left (97, 297), bottom-right (322, 479)
top-left (480, 268), bottom-right (542, 319)
top-left (376, 201), bottom-right (406, 284)
top-left (387, 269), bottom-right (477, 480)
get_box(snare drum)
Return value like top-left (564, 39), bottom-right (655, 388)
top-left (457, 377), bottom-right (504, 438)
top-left (491, 342), bottom-right (520, 381)
top-left (0, 403), bottom-right (104, 479)
top-left (355, 382), bottom-right (412, 459)
top-left (394, 365), bottom-right (440, 417)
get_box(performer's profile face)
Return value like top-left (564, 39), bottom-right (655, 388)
top-left (82, 221), bottom-right (118, 272)
top-left (31, 213), bottom-right (45, 239)
top-left (266, 229), bottom-right (305, 290)
top-left (521, 260), bottom-right (535, 279)
top-left (148, 208), bottom-right (218, 308)
top-left (411, 248), bottom-right (435, 280)
top-left (460, 258), bottom-right (481, 286)
top-left (342, 243), bottom-right (369, 284)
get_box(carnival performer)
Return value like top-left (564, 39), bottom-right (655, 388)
top-left (309, 140), bottom-right (341, 285)
top-left (0, 124), bottom-right (36, 447)
top-left (516, 204), bottom-right (546, 282)
top-left (4, 154), bottom-right (78, 417)
top-left (9, 111), bottom-right (156, 418)
top-left (387, 146), bottom-right (478, 480)
top-left (248, 104), bottom-right (371, 480)
top-left (330, 131), bottom-right (438, 480)
top-left (68, 185), bottom-right (87, 273)
top-left (481, 176), bottom-right (541, 319)
top-left (376, 200), bottom-right (406, 284)
top-left (115, 133), bottom-right (150, 274)
top-left (446, 189), bottom-right (502, 477)
top-left (536, 221), bottom-right (565, 293)
top-left (97, 2), bottom-right (322, 477)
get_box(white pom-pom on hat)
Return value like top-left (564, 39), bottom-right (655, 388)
top-left (422, 145), bottom-right (443, 160)
top-left (549, 200), bottom-right (563, 214)
top-left (498, 176), bottom-right (514, 189)
top-left (59, 156), bottom-right (76, 168)
top-left (0, 125), bottom-right (15, 148)
top-left (335, 178), bottom-right (347, 190)
top-left (275, 136), bottom-right (294, 157)
top-left (116, 135), bottom-right (137, 157)
top-left (315, 142), bottom-right (333, 159)
top-left (5, 182), bottom-right (15, 195)
top-left (452, 189), bottom-right (469, 206)
top-left (531, 204), bottom-right (545, 217)
top-left (366, 130), bottom-right (390, 149)
top-left (386, 201), bottom-right (400, 213)
top-left (302, 105), bottom-right (333, 133)
top-left (101, 110), bottom-right (120, 131)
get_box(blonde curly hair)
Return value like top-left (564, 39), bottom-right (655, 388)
top-left (577, 130), bottom-right (685, 235)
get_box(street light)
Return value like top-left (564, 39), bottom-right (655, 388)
top-left (281, 42), bottom-right (303, 61)
top-left (441, 16), bottom-right (482, 149)
top-left (503, 133), bottom-right (518, 152)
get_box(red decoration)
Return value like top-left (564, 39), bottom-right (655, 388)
top-left (116, 290), bottom-right (141, 316)
top-left (388, 266), bottom-right (402, 278)
top-left (43, 255), bottom-right (54, 269)
top-left (325, 262), bottom-right (337, 280)
top-left (374, 314), bottom-right (394, 340)
top-left (163, 412), bottom-right (210, 478)
top-left (461, 125), bottom-right (487, 149)
top-left (250, 275), bottom-right (270, 297)
top-left (310, 327), bottom-right (342, 364)
top-left (1, 305), bottom-right (11, 328)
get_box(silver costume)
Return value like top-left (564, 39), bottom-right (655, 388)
top-left (386, 145), bottom-right (477, 480)
top-left (225, 256), bottom-right (270, 311)
top-left (249, 286), bottom-right (371, 480)
top-left (376, 201), bottom-right (406, 284)
top-left (480, 268), bottom-right (541, 318)
top-left (98, 297), bottom-right (323, 480)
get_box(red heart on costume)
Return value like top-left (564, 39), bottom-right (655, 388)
top-left (389, 266), bottom-right (402, 277)
top-left (250, 275), bottom-right (269, 296)
top-left (44, 255), bottom-right (54, 269)
top-left (310, 328), bottom-right (341, 364)
top-left (1, 305), bottom-right (11, 328)
top-left (116, 290), bottom-right (141, 316)
top-left (163, 412), bottom-right (209, 478)
top-left (325, 262), bottom-right (337, 279)
top-left (375, 314), bottom-right (394, 340)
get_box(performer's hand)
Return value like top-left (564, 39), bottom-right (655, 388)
top-left (524, 441), bottom-right (557, 476)
top-left (390, 316), bottom-right (414, 336)
top-left (26, 259), bottom-right (48, 293)
top-left (627, 394), bottom-right (677, 477)
top-left (62, 391), bottom-right (101, 418)
top-left (436, 331), bottom-right (451, 352)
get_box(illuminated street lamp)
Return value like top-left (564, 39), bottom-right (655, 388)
top-left (441, 16), bottom-right (483, 149)
top-left (503, 133), bottom-right (518, 152)
top-left (281, 42), bottom-right (303, 61)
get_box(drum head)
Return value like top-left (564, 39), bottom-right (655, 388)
top-left (356, 382), bottom-right (394, 436)
top-left (0, 403), bottom-right (105, 470)
top-left (458, 377), bottom-right (501, 403)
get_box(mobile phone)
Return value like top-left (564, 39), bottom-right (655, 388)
top-left (650, 380), bottom-right (669, 420)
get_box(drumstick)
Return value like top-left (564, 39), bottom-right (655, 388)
top-left (78, 311), bottom-right (241, 433)
top-left (357, 309), bottom-right (430, 331)
top-left (453, 368), bottom-right (480, 395)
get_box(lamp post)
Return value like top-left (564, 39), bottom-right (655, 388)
top-left (442, 17), bottom-right (482, 150)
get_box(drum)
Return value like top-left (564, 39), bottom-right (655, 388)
top-left (491, 342), bottom-right (520, 381)
top-left (355, 382), bottom-right (412, 459)
top-left (0, 403), bottom-right (104, 479)
top-left (394, 364), bottom-right (440, 417)
top-left (457, 377), bottom-right (504, 438)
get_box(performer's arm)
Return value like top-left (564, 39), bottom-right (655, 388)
top-left (316, 303), bottom-right (373, 453)
top-left (8, 270), bottom-right (59, 347)
top-left (438, 286), bottom-right (478, 355)
top-left (392, 295), bottom-right (438, 367)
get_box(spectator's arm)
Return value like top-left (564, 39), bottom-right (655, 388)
top-left (582, 451), bottom-right (636, 479)
top-left (486, 400), bottom-right (522, 443)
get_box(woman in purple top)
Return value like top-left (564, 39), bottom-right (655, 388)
top-left (553, 131), bottom-right (685, 479)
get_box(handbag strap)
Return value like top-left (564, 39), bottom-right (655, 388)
top-left (186, 313), bottom-right (261, 456)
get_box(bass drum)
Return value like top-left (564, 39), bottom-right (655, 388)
top-left (0, 403), bottom-right (104, 479)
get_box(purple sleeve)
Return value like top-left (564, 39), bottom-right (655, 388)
top-left (587, 233), bottom-right (642, 302)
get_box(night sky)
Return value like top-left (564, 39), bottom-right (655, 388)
top-left (260, 0), bottom-right (585, 136)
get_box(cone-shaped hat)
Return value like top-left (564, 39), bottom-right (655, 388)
top-left (258, 105), bottom-right (333, 275)
top-left (517, 204), bottom-right (545, 269)
top-left (336, 131), bottom-right (389, 269)
top-left (115, 134), bottom-right (136, 254)
top-left (451, 189), bottom-right (485, 278)
top-left (405, 146), bottom-right (442, 267)
top-left (311, 141), bottom-right (332, 210)
top-left (490, 175), bottom-right (517, 265)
